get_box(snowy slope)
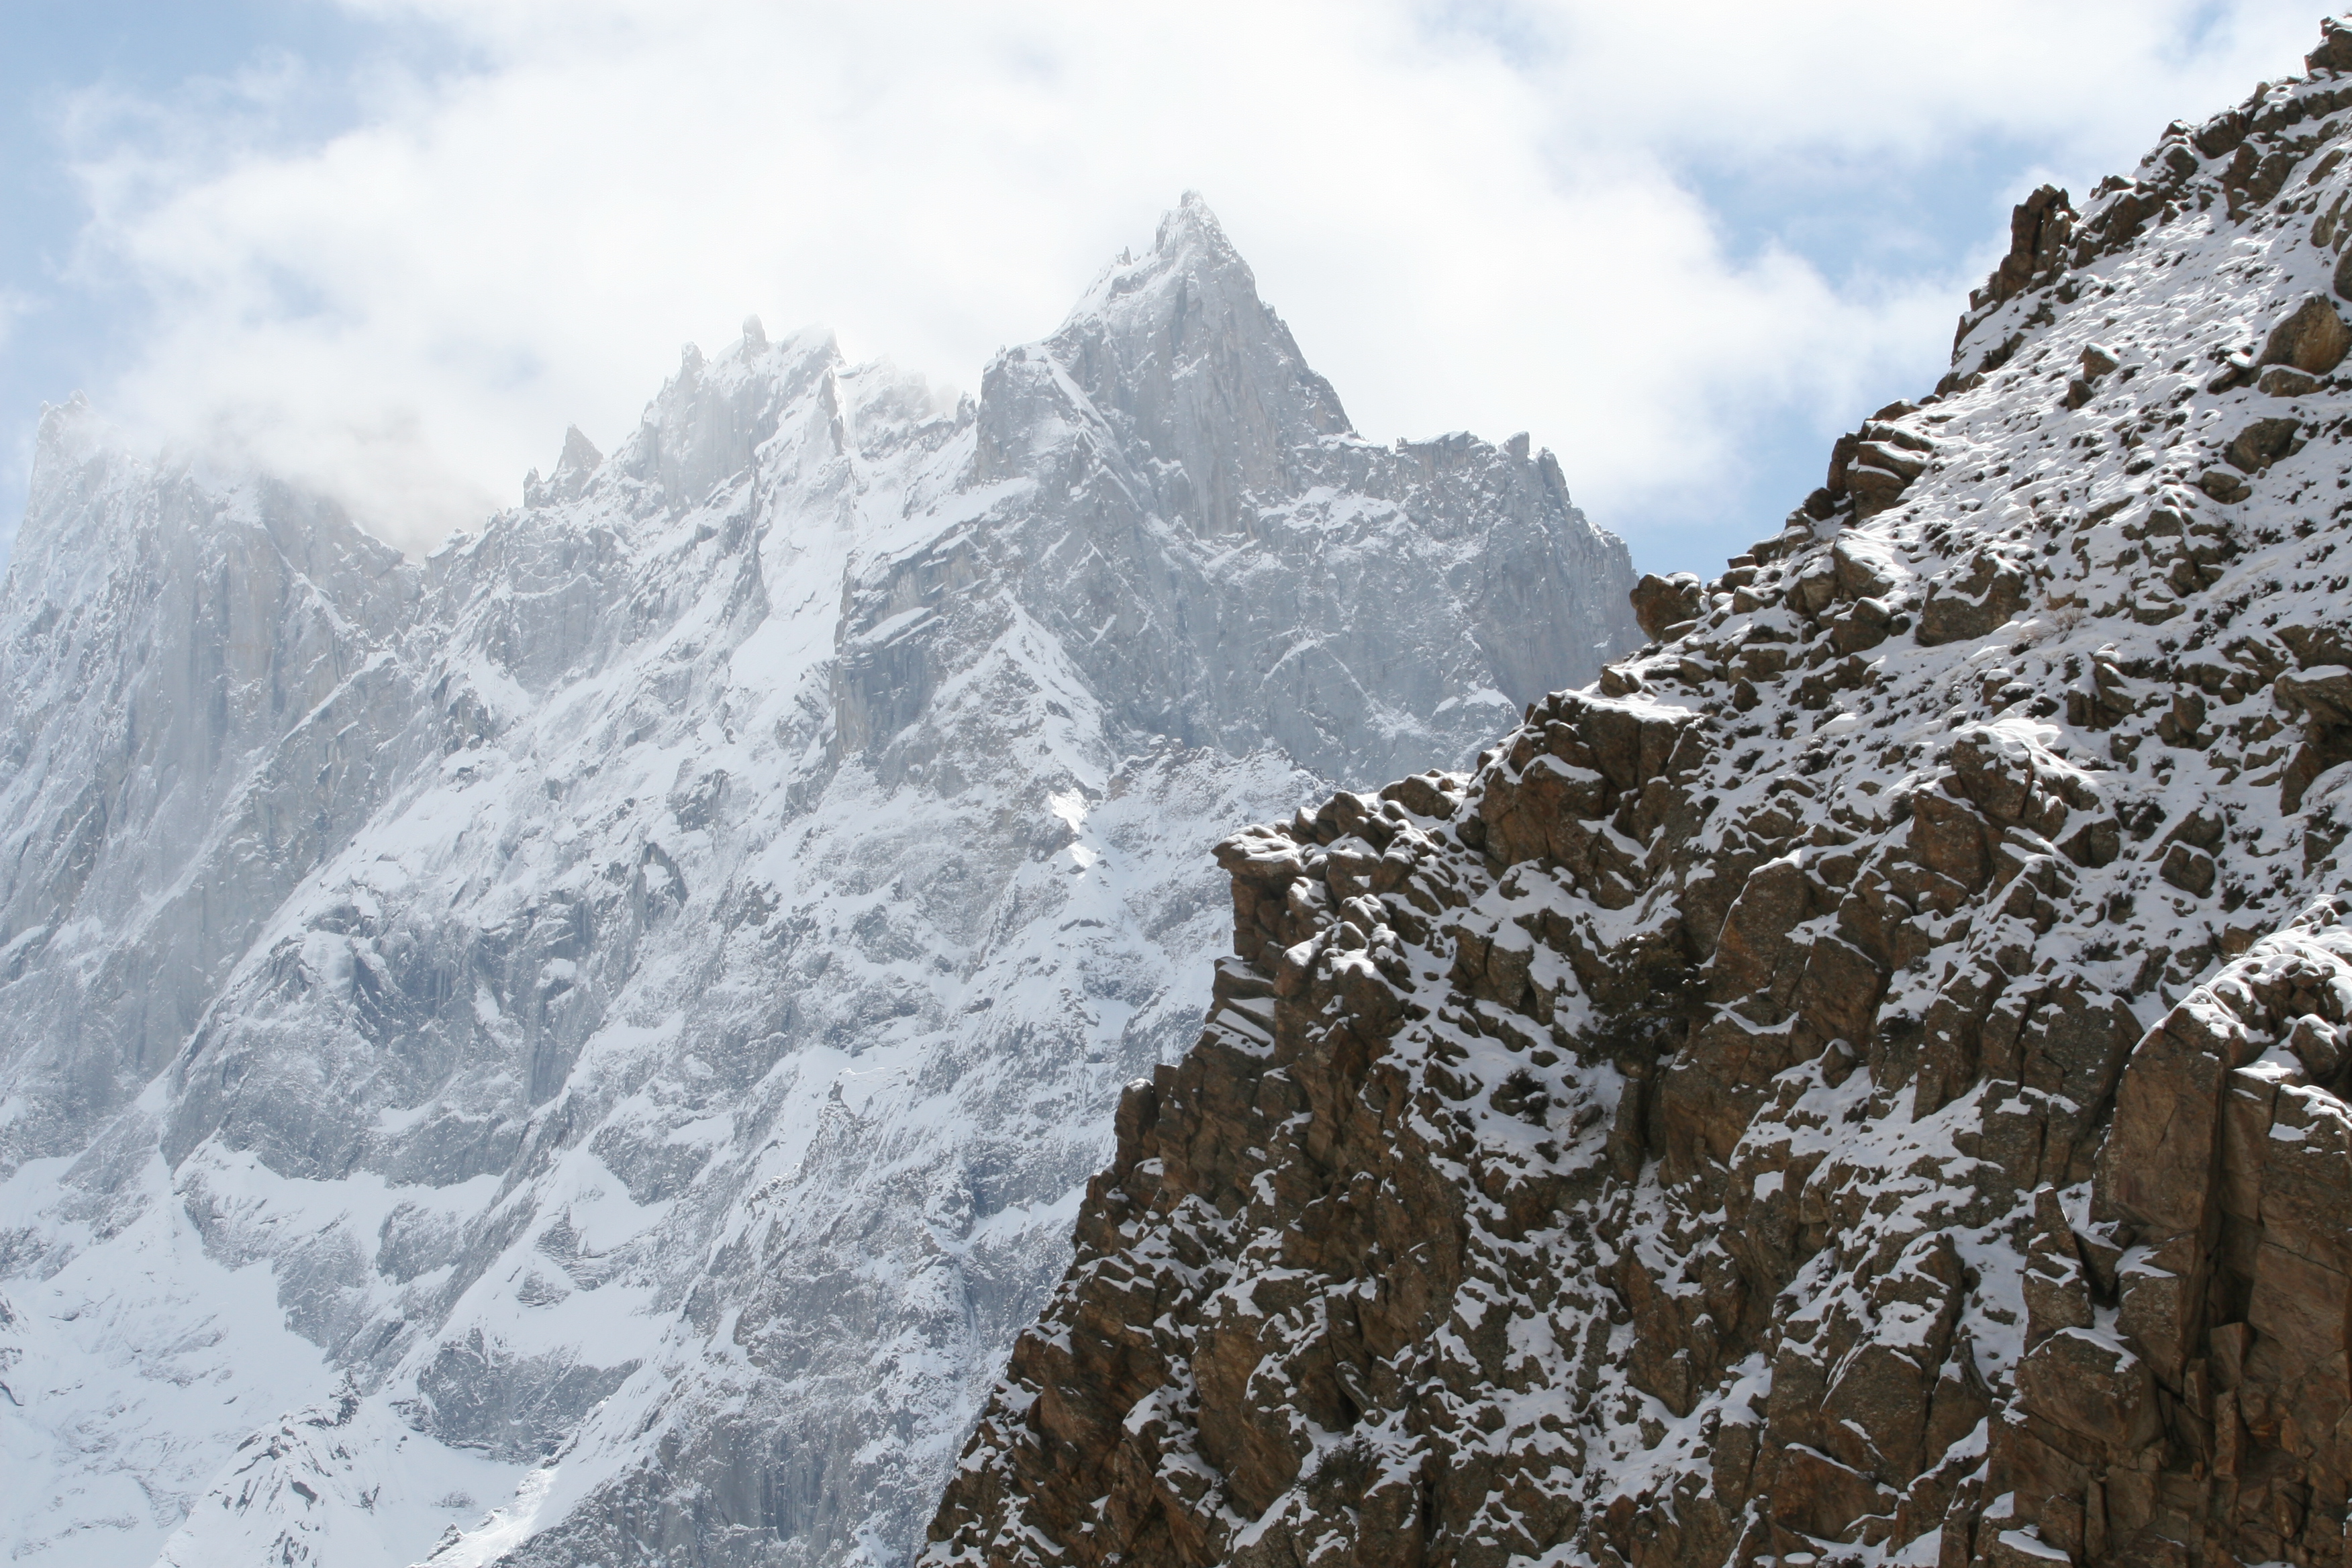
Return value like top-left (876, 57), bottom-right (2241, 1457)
top-left (0, 196), bottom-right (1637, 1568)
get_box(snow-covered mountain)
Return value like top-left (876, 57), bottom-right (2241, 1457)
top-left (0, 196), bottom-right (1637, 1568)
top-left (926, 29), bottom-right (2352, 1568)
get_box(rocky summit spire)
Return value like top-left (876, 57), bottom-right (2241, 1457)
top-left (872, 193), bottom-right (1635, 784)
top-left (977, 193), bottom-right (1351, 535)
top-left (555, 423), bottom-right (601, 479)
top-left (524, 424), bottom-right (606, 507)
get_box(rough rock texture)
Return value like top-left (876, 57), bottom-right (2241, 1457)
top-left (0, 197), bottom-right (1636, 1568)
top-left (926, 29), bottom-right (2352, 1568)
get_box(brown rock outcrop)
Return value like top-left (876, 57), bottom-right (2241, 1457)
top-left (1633, 573), bottom-right (1705, 642)
top-left (1978, 184), bottom-right (2077, 311)
top-left (2259, 294), bottom-right (2352, 375)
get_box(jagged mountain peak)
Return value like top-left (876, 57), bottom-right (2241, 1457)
top-left (0, 179), bottom-right (1634, 1568)
top-left (521, 322), bottom-right (973, 524)
top-left (31, 389), bottom-right (97, 451)
top-left (1157, 187), bottom-right (1232, 260)
top-left (519, 196), bottom-right (1338, 539)
top-left (522, 425), bottom-right (605, 508)
top-left (604, 322), bottom-right (846, 511)
top-left (8, 394), bottom-right (405, 650)
top-left (976, 194), bottom-right (1352, 531)
top-left (1066, 189), bottom-right (1250, 322)
top-left (554, 423), bottom-right (601, 476)
top-left (9, 395), bottom-right (128, 603)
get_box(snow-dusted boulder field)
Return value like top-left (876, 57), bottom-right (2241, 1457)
top-left (0, 197), bottom-right (1636, 1568)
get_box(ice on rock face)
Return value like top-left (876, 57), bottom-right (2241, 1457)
top-left (0, 199), bottom-right (1637, 1568)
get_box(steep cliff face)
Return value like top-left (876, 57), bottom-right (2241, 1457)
top-left (926, 25), bottom-right (2352, 1568)
top-left (0, 201), bottom-right (1636, 1568)
top-left (0, 405), bottom-right (419, 1152)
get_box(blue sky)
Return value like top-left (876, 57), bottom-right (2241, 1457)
top-left (1, 3), bottom-right (385, 500)
top-left (0, 2), bottom-right (2327, 573)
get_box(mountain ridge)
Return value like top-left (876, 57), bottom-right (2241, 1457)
top-left (924, 23), bottom-right (2352, 1568)
top-left (0, 198), bottom-right (1636, 1568)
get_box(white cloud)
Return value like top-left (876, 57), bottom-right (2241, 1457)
top-left (53, 0), bottom-right (2329, 564)
top-left (0, 287), bottom-right (36, 556)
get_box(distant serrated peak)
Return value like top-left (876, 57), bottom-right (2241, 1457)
top-left (558, 423), bottom-right (601, 474)
top-left (605, 325), bottom-right (844, 510)
top-left (1149, 188), bottom-right (1245, 276)
top-left (524, 425), bottom-right (605, 508)
top-left (33, 390), bottom-right (97, 448)
top-left (1061, 191), bottom-right (1253, 331)
top-left (976, 194), bottom-right (1353, 522)
top-left (26, 393), bottom-right (121, 495)
top-left (7, 396), bottom-right (163, 611)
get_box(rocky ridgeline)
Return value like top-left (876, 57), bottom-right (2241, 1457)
top-left (923, 21), bottom-right (2352, 1568)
